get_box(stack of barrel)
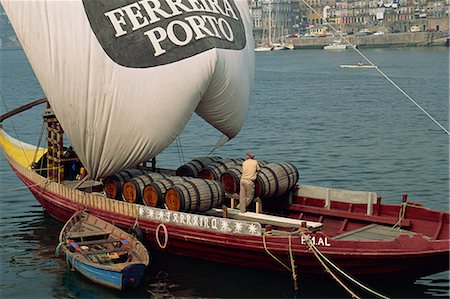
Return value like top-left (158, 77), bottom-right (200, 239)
top-left (175, 156), bottom-right (222, 177)
top-left (102, 156), bottom-right (230, 213)
top-left (198, 158), bottom-right (244, 180)
top-left (102, 157), bottom-right (300, 211)
top-left (221, 162), bottom-right (299, 200)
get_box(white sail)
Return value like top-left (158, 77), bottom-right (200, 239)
top-left (1, 0), bottom-right (255, 179)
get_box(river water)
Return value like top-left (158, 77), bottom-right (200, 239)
top-left (0, 47), bottom-right (448, 298)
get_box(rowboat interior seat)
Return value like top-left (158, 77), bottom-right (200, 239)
top-left (66, 222), bottom-right (113, 240)
top-left (66, 230), bottom-right (112, 240)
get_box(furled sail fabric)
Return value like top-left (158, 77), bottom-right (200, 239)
top-left (2, 0), bottom-right (255, 179)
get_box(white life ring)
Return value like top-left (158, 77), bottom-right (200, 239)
top-left (155, 223), bottom-right (168, 249)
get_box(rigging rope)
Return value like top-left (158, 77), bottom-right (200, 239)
top-left (175, 136), bottom-right (185, 165)
top-left (299, 231), bottom-right (390, 299)
top-left (32, 120), bottom-right (45, 166)
top-left (3, 183), bottom-right (43, 193)
top-left (0, 91), bottom-right (32, 167)
top-left (299, 0), bottom-right (450, 136)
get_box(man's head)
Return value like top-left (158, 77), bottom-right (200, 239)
top-left (247, 152), bottom-right (255, 159)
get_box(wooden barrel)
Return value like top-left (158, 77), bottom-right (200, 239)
top-left (221, 160), bottom-right (268, 194)
top-left (142, 176), bottom-right (186, 207)
top-left (199, 158), bottom-right (244, 181)
top-left (255, 162), bottom-right (299, 199)
top-left (122, 172), bottom-right (166, 203)
top-left (103, 169), bottom-right (148, 199)
top-left (175, 156), bottom-right (222, 177)
top-left (165, 178), bottom-right (225, 212)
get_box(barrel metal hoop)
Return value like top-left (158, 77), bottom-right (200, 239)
top-left (178, 184), bottom-right (189, 210)
top-left (278, 162), bottom-right (293, 193)
top-left (136, 174), bottom-right (148, 187)
top-left (230, 167), bottom-right (241, 193)
top-left (257, 170), bottom-right (270, 198)
top-left (258, 166), bottom-right (277, 198)
top-left (122, 170), bottom-right (133, 179)
top-left (154, 182), bottom-right (166, 205)
top-left (133, 177), bottom-right (143, 202)
top-left (184, 179), bottom-right (201, 211)
top-left (192, 160), bottom-right (203, 176)
top-left (118, 172), bottom-right (131, 198)
top-left (204, 180), bottom-right (215, 210)
top-left (216, 181), bottom-right (225, 204)
top-left (266, 167), bottom-right (279, 198)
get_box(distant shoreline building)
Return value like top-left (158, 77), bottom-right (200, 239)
top-left (0, 2), bottom-right (448, 50)
top-left (249, 0), bottom-right (449, 40)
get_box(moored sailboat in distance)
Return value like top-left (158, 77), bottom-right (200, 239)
top-left (0, 0), bottom-right (449, 294)
top-left (254, 0), bottom-right (293, 51)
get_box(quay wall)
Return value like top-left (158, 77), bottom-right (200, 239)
top-left (288, 32), bottom-right (449, 49)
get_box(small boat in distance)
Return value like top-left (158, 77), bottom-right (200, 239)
top-left (323, 40), bottom-right (348, 50)
top-left (58, 211), bottom-right (150, 290)
top-left (340, 63), bottom-right (378, 69)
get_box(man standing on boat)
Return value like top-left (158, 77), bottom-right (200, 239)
top-left (238, 152), bottom-right (260, 213)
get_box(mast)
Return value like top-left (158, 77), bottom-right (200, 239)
top-left (43, 104), bottom-right (81, 182)
top-left (44, 104), bottom-right (64, 182)
top-left (268, 0), bottom-right (272, 45)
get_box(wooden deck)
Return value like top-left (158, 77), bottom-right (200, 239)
top-left (62, 179), bottom-right (103, 191)
top-left (333, 224), bottom-right (419, 241)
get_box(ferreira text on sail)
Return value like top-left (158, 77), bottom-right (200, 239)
top-left (90, 0), bottom-right (246, 62)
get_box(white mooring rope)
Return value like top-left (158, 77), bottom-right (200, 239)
top-left (300, 231), bottom-right (390, 299)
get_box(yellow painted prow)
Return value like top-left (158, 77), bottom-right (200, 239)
top-left (0, 125), bottom-right (46, 169)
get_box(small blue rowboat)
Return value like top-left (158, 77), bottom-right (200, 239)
top-left (58, 211), bottom-right (150, 290)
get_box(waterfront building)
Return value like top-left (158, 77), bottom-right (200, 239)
top-left (323, 0), bottom-right (448, 33)
top-left (249, 0), bottom-right (448, 36)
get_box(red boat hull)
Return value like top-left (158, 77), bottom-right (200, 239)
top-left (6, 154), bottom-right (450, 279)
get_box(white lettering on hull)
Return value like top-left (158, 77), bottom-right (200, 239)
top-left (300, 235), bottom-right (331, 247)
top-left (138, 206), bottom-right (261, 235)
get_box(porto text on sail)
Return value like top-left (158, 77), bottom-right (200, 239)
top-left (104, 0), bottom-right (241, 56)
